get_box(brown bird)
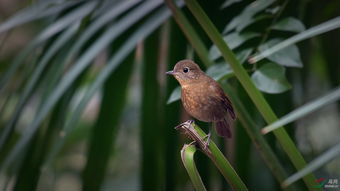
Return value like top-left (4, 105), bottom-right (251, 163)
top-left (166, 60), bottom-right (236, 142)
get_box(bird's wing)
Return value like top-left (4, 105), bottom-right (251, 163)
top-left (222, 94), bottom-right (236, 120)
top-left (208, 82), bottom-right (236, 120)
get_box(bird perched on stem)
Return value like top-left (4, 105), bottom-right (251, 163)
top-left (166, 60), bottom-right (236, 146)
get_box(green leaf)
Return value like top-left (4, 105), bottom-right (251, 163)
top-left (262, 86), bottom-right (340, 134)
top-left (209, 32), bottom-right (259, 60)
top-left (181, 145), bottom-right (207, 191)
top-left (167, 86), bottom-right (181, 104)
top-left (223, 0), bottom-right (275, 33)
top-left (250, 16), bottom-right (340, 63)
top-left (221, 0), bottom-right (242, 9)
top-left (282, 143), bottom-right (340, 188)
top-left (251, 62), bottom-right (291, 94)
top-left (271, 17), bottom-right (306, 33)
top-left (259, 39), bottom-right (303, 67)
top-left (215, 48), bottom-right (253, 66)
top-left (236, 48), bottom-right (253, 64)
top-left (0, 0), bottom-right (80, 33)
top-left (190, 123), bottom-right (249, 190)
top-left (206, 63), bottom-right (233, 81)
top-left (237, 14), bottom-right (273, 32)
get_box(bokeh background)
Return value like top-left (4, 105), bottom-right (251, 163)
top-left (0, 0), bottom-right (339, 190)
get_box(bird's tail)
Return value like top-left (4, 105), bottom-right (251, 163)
top-left (214, 115), bottom-right (233, 138)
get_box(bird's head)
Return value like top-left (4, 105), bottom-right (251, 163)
top-left (166, 59), bottom-right (204, 86)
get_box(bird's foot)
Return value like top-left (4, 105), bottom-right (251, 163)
top-left (174, 120), bottom-right (194, 130)
top-left (174, 120), bottom-right (211, 151)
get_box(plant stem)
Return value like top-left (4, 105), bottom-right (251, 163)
top-left (175, 122), bottom-right (248, 190)
top-left (164, 0), bottom-right (213, 67)
top-left (181, 144), bottom-right (207, 191)
top-left (223, 84), bottom-right (297, 191)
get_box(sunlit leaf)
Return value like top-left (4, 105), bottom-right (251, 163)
top-left (251, 62), bottom-right (291, 94)
top-left (271, 17), bottom-right (305, 33)
top-left (259, 39), bottom-right (303, 67)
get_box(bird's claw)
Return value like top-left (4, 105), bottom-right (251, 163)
top-left (202, 132), bottom-right (211, 150)
top-left (174, 120), bottom-right (194, 130)
top-left (174, 120), bottom-right (212, 152)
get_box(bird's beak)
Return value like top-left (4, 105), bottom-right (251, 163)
top-left (166, 70), bottom-right (174, 75)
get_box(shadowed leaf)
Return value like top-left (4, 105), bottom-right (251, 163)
top-left (209, 32), bottom-right (259, 60)
top-left (223, 0), bottom-right (275, 33)
top-left (167, 86), bottom-right (181, 104)
top-left (271, 17), bottom-right (305, 33)
top-left (250, 16), bottom-right (340, 63)
top-left (221, 0), bottom-right (242, 9)
top-left (251, 62), bottom-right (291, 94)
top-left (206, 63), bottom-right (233, 81)
top-left (259, 39), bottom-right (303, 67)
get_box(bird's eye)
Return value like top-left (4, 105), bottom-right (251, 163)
top-left (183, 67), bottom-right (189, 73)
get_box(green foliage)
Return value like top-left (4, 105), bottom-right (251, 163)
top-left (0, 0), bottom-right (339, 190)
top-left (182, 0), bottom-right (317, 190)
top-left (251, 62), bottom-right (291, 94)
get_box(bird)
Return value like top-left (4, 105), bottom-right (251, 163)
top-left (166, 59), bottom-right (236, 144)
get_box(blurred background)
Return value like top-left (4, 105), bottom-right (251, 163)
top-left (0, 0), bottom-right (339, 190)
